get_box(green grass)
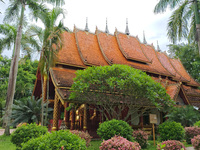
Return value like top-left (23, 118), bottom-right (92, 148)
top-left (0, 135), bottom-right (16, 150)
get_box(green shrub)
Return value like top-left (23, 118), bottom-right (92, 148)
top-left (11, 123), bottom-right (47, 150)
top-left (158, 121), bottom-right (185, 141)
top-left (97, 119), bottom-right (133, 141)
top-left (194, 121), bottom-right (200, 127)
top-left (21, 130), bottom-right (87, 150)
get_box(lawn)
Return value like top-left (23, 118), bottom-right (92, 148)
top-left (0, 135), bottom-right (192, 150)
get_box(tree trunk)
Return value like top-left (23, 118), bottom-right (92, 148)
top-left (3, 4), bottom-right (24, 135)
top-left (194, 0), bottom-right (200, 55)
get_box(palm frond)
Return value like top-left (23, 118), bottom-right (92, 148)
top-left (42, 0), bottom-right (65, 6)
top-left (154, 0), bottom-right (184, 14)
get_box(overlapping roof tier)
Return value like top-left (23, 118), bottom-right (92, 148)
top-left (34, 27), bottom-right (200, 107)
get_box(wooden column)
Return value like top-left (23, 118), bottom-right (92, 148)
top-left (64, 102), bottom-right (70, 129)
top-left (52, 93), bottom-right (59, 131)
top-left (70, 107), bottom-right (75, 130)
top-left (83, 104), bottom-right (88, 131)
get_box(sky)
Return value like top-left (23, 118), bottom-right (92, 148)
top-left (0, 0), bottom-right (172, 59)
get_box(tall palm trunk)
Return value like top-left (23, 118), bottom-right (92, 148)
top-left (194, 0), bottom-right (200, 55)
top-left (3, 4), bottom-right (25, 135)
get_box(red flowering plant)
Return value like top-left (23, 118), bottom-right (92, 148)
top-left (69, 130), bottom-right (92, 147)
top-left (191, 135), bottom-right (200, 150)
top-left (99, 135), bottom-right (141, 150)
top-left (157, 140), bottom-right (186, 150)
top-left (132, 130), bottom-right (148, 148)
top-left (185, 127), bottom-right (200, 144)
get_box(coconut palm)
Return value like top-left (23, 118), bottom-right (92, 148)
top-left (37, 7), bottom-right (65, 126)
top-left (154, 0), bottom-right (200, 55)
top-left (3, 0), bottom-right (64, 135)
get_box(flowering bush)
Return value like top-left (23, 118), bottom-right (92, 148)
top-left (191, 135), bottom-right (200, 150)
top-left (69, 130), bottom-right (92, 147)
top-left (99, 135), bottom-right (141, 150)
top-left (158, 121), bottom-right (185, 141)
top-left (157, 140), bottom-right (186, 150)
top-left (132, 130), bottom-right (148, 148)
top-left (185, 127), bottom-right (200, 144)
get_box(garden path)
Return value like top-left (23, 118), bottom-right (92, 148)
top-left (0, 129), bottom-right (15, 135)
top-left (186, 147), bottom-right (194, 150)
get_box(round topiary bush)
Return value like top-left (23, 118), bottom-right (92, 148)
top-left (158, 121), bottom-right (185, 141)
top-left (11, 123), bottom-right (48, 150)
top-left (185, 127), bottom-right (200, 144)
top-left (157, 140), bottom-right (186, 150)
top-left (21, 130), bottom-right (87, 150)
top-left (100, 135), bottom-right (141, 150)
top-left (97, 119), bottom-right (133, 141)
top-left (191, 135), bottom-right (200, 150)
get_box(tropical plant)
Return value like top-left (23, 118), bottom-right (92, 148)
top-left (36, 7), bottom-right (65, 126)
top-left (166, 105), bottom-right (200, 127)
top-left (11, 96), bottom-right (53, 126)
top-left (194, 120), bottom-right (200, 127)
top-left (3, 0), bottom-right (65, 135)
top-left (70, 64), bottom-right (174, 122)
top-left (11, 123), bottom-right (48, 150)
top-left (158, 121), bottom-right (185, 141)
top-left (154, 0), bottom-right (200, 55)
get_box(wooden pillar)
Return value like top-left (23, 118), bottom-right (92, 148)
top-left (70, 107), bottom-right (75, 130)
top-left (52, 94), bottom-right (59, 131)
top-left (83, 104), bottom-right (88, 131)
top-left (64, 102), bottom-right (70, 129)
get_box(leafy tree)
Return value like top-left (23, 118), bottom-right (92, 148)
top-left (3, 0), bottom-right (64, 135)
top-left (154, 0), bottom-right (200, 55)
top-left (166, 105), bottom-right (200, 127)
top-left (70, 64), bottom-right (174, 122)
top-left (168, 43), bottom-right (200, 83)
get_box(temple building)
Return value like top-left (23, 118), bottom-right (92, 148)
top-left (33, 21), bottom-right (200, 136)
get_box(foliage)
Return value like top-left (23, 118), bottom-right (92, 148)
top-left (154, 0), bottom-right (199, 44)
top-left (21, 130), bottom-right (87, 150)
top-left (99, 135), bottom-right (141, 150)
top-left (133, 130), bottom-right (148, 148)
top-left (11, 97), bottom-right (53, 126)
top-left (70, 65), bottom-right (173, 121)
top-left (166, 105), bottom-right (200, 127)
top-left (185, 127), bottom-right (200, 144)
top-left (191, 135), bottom-right (200, 150)
top-left (168, 43), bottom-right (200, 83)
top-left (157, 140), bottom-right (186, 150)
top-left (11, 123), bottom-right (47, 150)
top-left (69, 130), bottom-right (92, 147)
top-left (158, 121), bottom-right (185, 141)
top-left (194, 120), bottom-right (200, 127)
top-left (97, 119), bottom-right (133, 141)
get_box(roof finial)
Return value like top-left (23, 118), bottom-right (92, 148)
top-left (143, 31), bottom-right (147, 44)
top-left (105, 18), bottom-right (109, 34)
top-left (157, 40), bottom-right (161, 52)
top-left (85, 17), bottom-right (89, 32)
top-left (125, 18), bottom-right (130, 35)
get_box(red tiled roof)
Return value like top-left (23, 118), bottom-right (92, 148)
top-left (57, 32), bottom-right (86, 68)
top-left (116, 31), bottom-right (150, 63)
top-left (75, 28), bottom-right (108, 66)
top-left (166, 84), bottom-right (180, 100)
top-left (141, 44), bottom-right (172, 76)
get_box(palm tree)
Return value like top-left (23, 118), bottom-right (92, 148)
top-left (3, 0), bottom-right (64, 135)
top-left (37, 7), bottom-right (65, 126)
top-left (154, 0), bottom-right (200, 55)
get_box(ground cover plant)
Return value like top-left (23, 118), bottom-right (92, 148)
top-left (97, 119), bottom-right (133, 141)
top-left (158, 121), bottom-right (185, 141)
top-left (11, 123), bottom-right (47, 150)
top-left (21, 130), bottom-right (87, 150)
